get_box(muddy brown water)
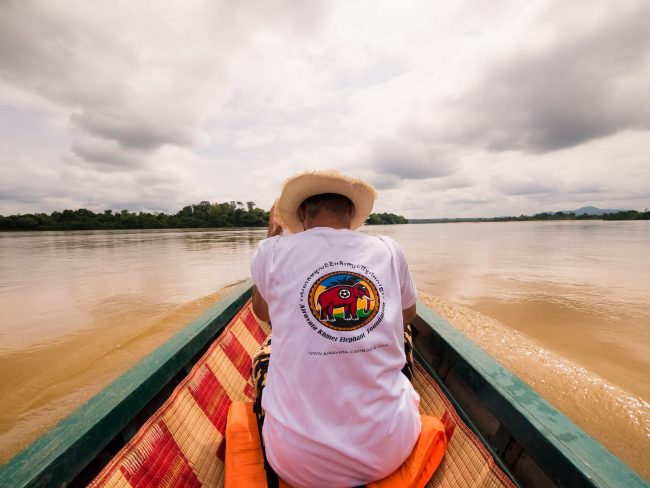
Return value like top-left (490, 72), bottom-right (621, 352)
top-left (1, 222), bottom-right (648, 478)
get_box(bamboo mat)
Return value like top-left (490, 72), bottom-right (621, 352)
top-left (90, 301), bottom-right (515, 488)
top-left (415, 368), bottom-right (515, 488)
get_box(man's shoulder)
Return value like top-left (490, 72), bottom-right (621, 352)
top-left (372, 233), bottom-right (397, 243)
top-left (256, 232), bottom-right (309, 253)
top-left (368, 233), bottom-right (400, 249)
top-left (259, 235), bottom-right (281, 246)
top-left (252, 235), bottom-right (280, 263)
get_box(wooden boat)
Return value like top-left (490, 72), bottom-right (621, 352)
top-left (0, 280), bottom-right (647, 488)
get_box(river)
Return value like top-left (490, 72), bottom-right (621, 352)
top-left (0, 222), bottom-right (648, 478)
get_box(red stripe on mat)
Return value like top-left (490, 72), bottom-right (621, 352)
top-left (440, 410), bottom-right (456, 441)
top-left (187, 365), bottom-right (232, 434)
top-left (220, 331), bottom-right (253, 379)
top-left (120, 420), bottom-right (200, 488)
top-left (244, 382), bottom-right (255, 400)
top-left (240, 307), bottom-right (267, 344)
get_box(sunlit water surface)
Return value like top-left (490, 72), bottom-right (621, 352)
top-left (0, 222), bottom-right (648, 478)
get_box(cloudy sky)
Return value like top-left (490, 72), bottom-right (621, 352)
top-left (1, 0), bottom-right (649, 218)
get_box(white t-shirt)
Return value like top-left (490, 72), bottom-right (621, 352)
top-left (250, 227), bottom-right (421, 488)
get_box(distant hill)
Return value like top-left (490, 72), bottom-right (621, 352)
top-left (562, 206), bottom-right (624, 216)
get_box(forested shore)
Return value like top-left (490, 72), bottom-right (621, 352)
top-left (0, 201), bottom-right (408, 231)
top-left (410, 210), bottom-right (649, 224)
top-left (1, 202), bottom-right (647, 231)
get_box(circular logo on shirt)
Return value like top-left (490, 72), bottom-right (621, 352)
top-left (308, 271), bottom-right (380, 331)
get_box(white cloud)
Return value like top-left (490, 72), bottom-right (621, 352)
top-left (1, 0), bottom-right (649, 217)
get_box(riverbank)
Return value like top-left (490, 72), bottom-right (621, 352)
top-left (2, 206), bottom-right (647, 232)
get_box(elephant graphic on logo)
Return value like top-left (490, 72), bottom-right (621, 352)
top-left (317, 282), bottom-right (371, 321)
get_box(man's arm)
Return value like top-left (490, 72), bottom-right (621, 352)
top-left (267, 204), bottom-right (283, 238)
top-left (402, 303), bottom-right (416, 330)
top-left (252, 285), bottom-right (270, 322)
top-left (251, 204), bottom-right (282, 323)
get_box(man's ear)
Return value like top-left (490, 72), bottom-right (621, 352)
top-left (299, 204), bottom-right (306, 222)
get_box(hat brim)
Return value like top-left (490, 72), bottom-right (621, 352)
top-left (276, 170), bottom-right (377, 233)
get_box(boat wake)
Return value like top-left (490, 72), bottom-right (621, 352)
top-left (420, 294), bottom-right (650, 481)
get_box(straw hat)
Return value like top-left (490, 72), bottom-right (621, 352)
top-left (275, 170), bottom-right (377, 233)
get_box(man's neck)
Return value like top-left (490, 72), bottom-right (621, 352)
top-left (304, 215), bottom-right (351, 231)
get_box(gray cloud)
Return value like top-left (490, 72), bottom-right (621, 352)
top-left (0, 2), bottom-right (132, 107)
top-left (0, 0), bottom-right (331, 173)
top-left (495, 178), bottom-right (557, 196)
top-left (365, 173), bottom-right (403, 191)
top-left (563, 183), bottom-right (608, 195)
top-left (0, 188), bottom-right (48, 205)
top-left (370, 138), bottom-right (457, 180)
top-left (443, 194), bottom-right (499, 207)
top-left (70, 110), bottom-right (201, 152)
top-left (70, 136), bottom-right (146, 169)
top-left (438, 2), bottom-right (650, 153)
top-left (210, 0), bottom-right (329, 38)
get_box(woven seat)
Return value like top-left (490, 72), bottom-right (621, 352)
top-left (90, 300), bottom-right (515, 488)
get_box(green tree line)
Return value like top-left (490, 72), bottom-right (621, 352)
top-left (0, 203), bottom-right (411, 231)
top-left (0, 201), bottom-right (270, 231)
top-left (525, 210), bottom-right (650, 221)
top-left (366, 212), bottom-right (409, 225)
top-left (6, 204), bottom-right (644, 231)
top-left (409, 209), bottom-right (650, 224)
